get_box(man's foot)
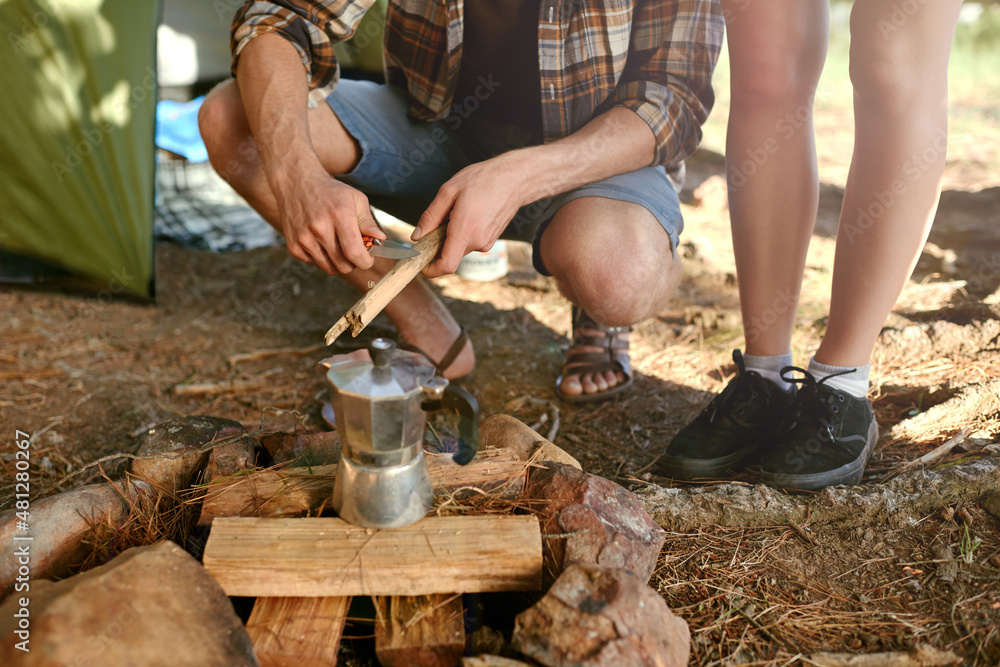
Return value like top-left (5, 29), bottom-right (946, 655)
top-left (556, 307), bottom-right (633, 403)
top-left (654, 350), bottom-right (796, 480)
top-left (759, 367), bottom-right (878, 491)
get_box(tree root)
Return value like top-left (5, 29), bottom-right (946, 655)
top-left (633, 449), bottom-right (1000, 532)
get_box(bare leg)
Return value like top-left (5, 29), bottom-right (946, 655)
top-left (816, 0), bottom-right (961, 367)
top-left (540, 197), bottom-right (682, 397)
top-left (723, 0), bottom-right (829, 357)
top-left (199, 80), bottom-right (474, 377)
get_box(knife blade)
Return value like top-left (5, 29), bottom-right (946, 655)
top-left (362, 236), bottom-right (420, 260)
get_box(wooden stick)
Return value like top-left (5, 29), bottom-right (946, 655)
top-left (203, 514), bottom-right (543, 597)
top-left (228, 343), bottom-right (327, 366)
top-left (324, 226), bottom-right (446, 345)
top-left (246, 595), bottom-right (351, 667)
top-left (375, 594), bottom-right (465, 667)
top-left (197, 448), bottom-right (526, 526)
top-left (172, 375), bottom-right (281, 397)
top-left (878, 427), bottom-right (972, 483)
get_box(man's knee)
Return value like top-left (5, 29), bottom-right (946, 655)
top-left (563, 257), bottom-right (667, 326)
top-left (198, 81), bottom-right (251, 176)
top-left (543, 200), bottom-right (678, 325)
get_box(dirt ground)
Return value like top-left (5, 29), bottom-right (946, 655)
top-left (2, 148), bottom-right (1000, 664)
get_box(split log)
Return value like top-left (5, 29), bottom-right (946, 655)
top-left (325, 226), bottom-right (446, 345)
top-left (375, 594), bottom-right (465, 667)
top-left (203, 514), bottom-right (542, 597)
top-left (197, 448), bottom-right (526, 526)
top-left (246, 595), bottom-right (351, 667)
top-left (479, 414), bottom-right (581, 470)
top-left (634, 447), bottom-right (1000, 532)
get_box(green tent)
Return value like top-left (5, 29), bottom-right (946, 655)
top-left (0, 0), bottom-right (158, 298)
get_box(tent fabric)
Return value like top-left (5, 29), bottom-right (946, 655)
top-left (0, 0), bottom-right (159, 298)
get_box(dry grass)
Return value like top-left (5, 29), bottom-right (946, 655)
top-left (651, 513), bottom-right (1000, 665)
top-left (76, 473), bottom-right (200, 573)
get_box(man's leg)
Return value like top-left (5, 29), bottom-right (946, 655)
top-left (199, 80), bottom-right (474, 378)
top-left (540, 196), bottom-right (681, 398)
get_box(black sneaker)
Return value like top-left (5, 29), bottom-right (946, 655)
top-left (759, 367), bottom-right (878, 491)
top-left (654, 350), bottom-right (796, 480)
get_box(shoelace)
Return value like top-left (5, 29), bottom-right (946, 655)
top-left (705, 350), bottom-right (774, 424)
top-left (777, 366), bottom-right (855, 441)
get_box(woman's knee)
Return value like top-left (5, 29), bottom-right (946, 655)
top-left (848, 0), bottom-right (959, 110)
top-left (727, 8), bottom-right (827, 111)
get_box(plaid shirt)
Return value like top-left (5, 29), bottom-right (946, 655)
top-left (231, 0), bottom-right (723, 168)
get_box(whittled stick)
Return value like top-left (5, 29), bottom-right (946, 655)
top-left (324, 226), bottom-right (446, 345)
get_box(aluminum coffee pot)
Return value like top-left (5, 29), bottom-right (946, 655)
top-left (321, 338), bottom-right (478, 529)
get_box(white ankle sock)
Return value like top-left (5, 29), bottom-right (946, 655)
top-left (807, 357), bottom-right (870, 398)
top-left (743, 352), bottom-right (794, 393)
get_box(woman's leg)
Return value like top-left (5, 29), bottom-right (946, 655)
top-left (816, 0), bottom-right (962, 367)
top-left (654, 1), bottom-right (829, 481)
top-left (724, 0), bottom-right (829, 358)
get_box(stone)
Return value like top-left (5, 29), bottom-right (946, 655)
top-left (0, 479), bottom-right (152, 599)
top-left (0, 541), bottom-right (258, 666)
top-left (512, 565), bottom-right (689, 667)
top-left (983, 491), bottom-right (1000, 521)
top-left (259, 431), bottom-right (341, 466)
top-left (202, 431), bottom-right (257, 481)
top-left (131, 416), bottom-right (246, 492)
top-left (480, 414), bottom-right (581, 469)
top-left (463, 657), bottom-right (535, 667)
top-left (524, 462), bottom-right (665, 583)
top-left (690, 174), bottom-right (728, 211)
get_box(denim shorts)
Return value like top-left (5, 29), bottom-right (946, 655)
top-left (325, 78), bottom-right (683, 274)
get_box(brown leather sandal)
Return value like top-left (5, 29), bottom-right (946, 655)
top-left (556, 308), bottom-right (633, 404)
top-left (401, 326), bottom-right (472, 379)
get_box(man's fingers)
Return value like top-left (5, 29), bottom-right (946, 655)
top-left (298, 240), bottom-right (338, 275)
top-left (413, 184), bottom-right (456, 241)
top-left (422, 234), bottom-right (465, 278)
top-left (340, 228), bottom-right (374, 270)
top-left (357, 205), bottom-right (384, 241)
top-left (340, 205), bottom-right (379, 270)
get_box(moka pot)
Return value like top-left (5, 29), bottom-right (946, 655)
top-left (321, 338), bottom-right (478, 529)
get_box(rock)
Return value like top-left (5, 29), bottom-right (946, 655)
top-left (463, 657), bottom-right (535, 667)
top-left (131, 416), bottom-right (246, 492)
top-left (524, 462), bottom-right (665, 583)
top-left (480, 414), bottom-right (581, 469)
top-left (0, 541), bottom-right (258, 666)
top-left (690, 174), bottom-right (728, 211)
top-left (202, 432), bottom-right (257, 481)
top-left (469, 626), bottom-right (507, 656)
top-left (259, 431), bottom-right (341, 466)
top-left (0, 479), bottom-right (152, 599)
top-left (984, 491), bottom-right (1000, 520)
top-left (512, 565), bottom-right (689, 667)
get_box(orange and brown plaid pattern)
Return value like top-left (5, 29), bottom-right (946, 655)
top-left (231, 0), bottom-right (723, 168)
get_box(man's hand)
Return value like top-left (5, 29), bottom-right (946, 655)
top-left (273, 163), bottom-right (384, 275)
top-left (413, 154), bottom-right (527, 278)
